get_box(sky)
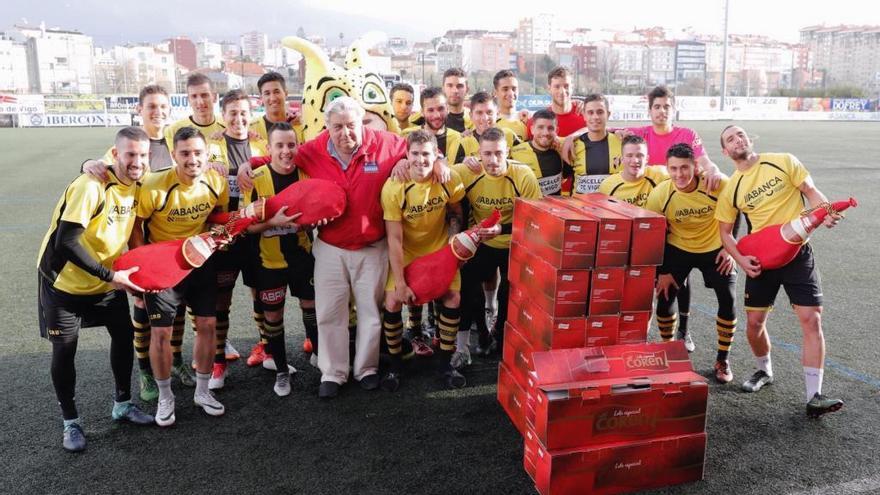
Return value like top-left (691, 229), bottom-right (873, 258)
top-left (2, 0), bottom-right (879, 46)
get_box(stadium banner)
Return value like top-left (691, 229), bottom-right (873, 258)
top-left (607, 95), bottom-right (650, 121)
top-left (44, 95), bottom-right (107, 113)
top-left (20, 113), bottom-right (132, 127)
top-left (676, 96), bottom-right (721, 112)
top-left (788, 97), bottom-right (832, 112)
top-left (0, 94), bottom-right (46, 114)
top-left (104, 95), bottom-right (140, 112)
top-left (518, 94), bottom-right (553, 112)
top-left (831, 98), bottom-right (875, 112)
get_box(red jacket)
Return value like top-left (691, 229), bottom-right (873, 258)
top-left (295, 127), bottom-right (406, 250)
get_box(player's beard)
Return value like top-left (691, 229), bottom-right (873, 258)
top-left (729, 147), bottom-right (751, 161)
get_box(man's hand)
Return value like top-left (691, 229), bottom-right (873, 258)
top-left (209, 162), bottom-right (228, 176)
top-left (736, 255), bottom-right (762, 278)
top-left (432, 156), bottom-right (450, 183)
top-left (390, 158), bottom-right (410, 182)
top-left (394, 283), bottom-right (416, 306)
top-left (111, 266), bottom-right (146, 294)
top-left (823, 211), bottom-right (842, 229)
top-left (561, 134), bottom-right (580, 163)
top-left (286, 108), bottom-right (302, 126)
top-left (209, 130), bottom-right (224, 141)
top-left (655, 273), bottom-right (679, 300)
top-left (715, 250), bottom-right (736, 276)
top-left (310, 216), bottom-right (337, 227)
top-left (613, 129), bottom-right (633, 140)
top-left (463, 156), bottom-right (481, 173)
top-left (237, 162), bottom-right (254, 191)
top-left (266, 206), bottom-right (303, 229)
top-left (247, 129), bottom-right (260, 141)
top-left (571, 99), bottom-right (584, 114)
top-left (518, 109), bottom-right (530, 126)
top-left (83, 160), bottom-right (110, 181)
top-left (477, 223), bottom-right (502, 241)
top-left (703, 169), bottom-right (725, 192)
top-left (461, 128), bottom-right (474, 138)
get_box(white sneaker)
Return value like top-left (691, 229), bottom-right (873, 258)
top-left (156, 397), bottom-right (176, 427)
top-left (274, 372), bottom-right (291, 397)
top-left (677, 331), bottom-right (696, 353)
top-left (208, 363), bottom-right (226, 390)
top-left (224, 341), bottom-right (240, 360)
top-left (451, 348), bottom-right (472, 370)
top-left (309, 353), bottom-right (319, 369)
top-left (193, 390), bottom-right (225, 416)
top-left (262, 357), bottom-right (296, 373)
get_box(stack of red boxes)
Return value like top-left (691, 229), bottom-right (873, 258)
top-left (498, 193), bottom-right (710, 495)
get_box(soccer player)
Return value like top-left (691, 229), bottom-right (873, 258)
top-left (165, 73), bottom-right (226, 153)
top-left (509, 109), bottom-right (573, 197)
top-left (645, 143), bottom-right (737, 384)
top-left (598, 135), bottom-right (669, 207)
top-left (241, 122), bottom-right (316, 397)
top-left (568, 94), bottom-right (623, 195)
top-left (716, 125), bottom-right (844, 417)
top-left (132, 126), bottom-right (229, 425)
top-left (493, 70), bottom-right (527, 141)
top-left (390, 82), bottom-right (418, 134)
top-left (453, 127), bottom-right (541, 355)
top-left (534, 66), bottom-right (586, 138)
top-left (251, 71), bottom-right (306, 146)
top-left (380, 130), bottom-right (466, 390)
top-left (205, 89), bottom-right (271, 390)
top-left (461, 92), bottom-right (523, 157)
top-left (38, 126), bottom-right (155, 452)
top-left (442, 68), bottom-right (473, 133)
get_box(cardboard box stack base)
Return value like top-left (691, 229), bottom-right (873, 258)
top-left (498, 194), bottom-right (709, 495)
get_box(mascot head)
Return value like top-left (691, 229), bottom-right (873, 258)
top-left (283, 32), bottom-right (400, 141)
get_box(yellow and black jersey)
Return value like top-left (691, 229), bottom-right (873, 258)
top-left (715, 153), bottom-right (810, 235)
top-left (452, 160), bottom-right (540, 249)
top-left (206, 134), bottom-right (268, 209)
top-left (571, 132), bottom-right (623, 195)
top-left (37, 171), bottom-right (140, 295)
top-left (509, 142), bottom-right (575, 197)
top-left (646, 176), bottom-right (729, 253)
top-left (249, 115), bottom-right (305, 147)
top-left (394, 118), bottom-right (419, 136)
top-left (401, 126), bottom-right (466, 164)
top-left (164, 115), bottom-right (226, 153)
top-left (241, 165), bottom-right (312, 270)
top-left (411, 109), bottom-right (474, 133)
top-left (598, 166), bottom-right (670, 208)
top-left (461, 127), bottom-right (523, 158)
top-left (137, 167), bottom-right (229, 243)
top-left (381, 170), bottom-right (465, 261)
top-left (496, 117), bottom-right (528, 142)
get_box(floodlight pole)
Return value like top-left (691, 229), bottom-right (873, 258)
top-left (720, 0), bottom-right (729, 110)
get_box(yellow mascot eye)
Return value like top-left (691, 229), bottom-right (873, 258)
top-left (362, 82), bottom-right (386, 105)
top-left (321, 87), bottom-right (349, 112)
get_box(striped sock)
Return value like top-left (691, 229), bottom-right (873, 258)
top-left (383, 310), bottom-right (404, 371)
top-left (132, 304), bottom-right (152, 373)
top-left (264, 317), bottom-right (287, 371)
top-left (214, 310), bottom-right (229, 364)
top-left (437, 305), bottom-right (460, 369)
top-left (716, 316), bottom-right (737, 362)
top-left (657, 313), bottom-right (678, 342)
top-left (253, 299), bottom-right (268, 346)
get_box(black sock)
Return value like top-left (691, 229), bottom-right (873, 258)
top-left (108, 321), bottom-right (134, 403)
top-left (302, 306), bottom-right (317, 352)
top-left (265, 317), bottom-right (287, 371)
top-left (51, 339), bottom-right (79, 420)
top-left (171, 306), bottom-right (185, 366)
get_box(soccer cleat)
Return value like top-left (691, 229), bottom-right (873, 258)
top-left (62, 423), bottom-right (86, 452)
top-left (111, 402), bottom-right (155, 425)
top-left (194, 390), bottom-right (225, 416)
top-left (273, 372), bottom-right (291, 397)
top-left (246, 342), bottom-right (268, 367)
top-left (714, 360), bottom-right (733, 384)
top-left (155, 397), bottom-right (176, 427)
top-left (677, 330), bottom-right (696, 353)
top-left (806, 393), bottom-right (844, 418)
top-left (410, 336), bottom-right (434, 357)
top-left (139, 373), bottom-right (159, 402)
top-left (444, 369), bottom-right (467, 389)
top-left (208, 362), bottom-right (227, 390)
top-left (224, 341), bottom-right (240, 361)
top-left (380, 372), bottom-right (401, 392)
top-left (262, 357), bottom-right (296, 374)
top-left (171, 361), bottom-right (196, 387)
top-left (741, 370), bottom-right (774, 393)
top-left (450, 347), bottom-right (472, 370)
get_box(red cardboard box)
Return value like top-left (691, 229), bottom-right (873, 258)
top-left (498, 361), bottom-right (531, 436)
top-left (585, 315), bottom-right (619, 347)
top-left (621, 265), bottom-right (656, 312)
top-left (579, 193), bottom-right (667, 267)
top-left (512, 198), bottom-right (598, 269)
top-left (589, 267), bottom-right (625, 315)
top-left (510, 243), bottom-right (590, 318)
top-left (502, 321), bottom-right (537, 389)
top-left (510, 297), bottom-right (618, 349)
top-left (546, 196), bottom-right (632, 267)
top-left (527, 342), bottom-right (708, 451)
top-left (618, 311), bottom-right (651, 344)
top-left (524, 429), bottom-right (707, 495)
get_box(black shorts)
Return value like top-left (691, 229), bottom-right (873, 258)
top-left (213, 236), bottom-right (259, 290)
top-left (660, 244), bottom-right (736, 290)
top-left (143, 259), bottom-right (217, 326)
top-left (255, 249), bottom-right (315, 311)
top-left (745, 243), bottom-right (823, 310)
top-left (38, 274), bottom-right (131, 343)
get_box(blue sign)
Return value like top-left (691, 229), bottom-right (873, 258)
top-left (831, 98), bottom-right (874, 112)
top-left (518, 94), bottom-right (552, 112)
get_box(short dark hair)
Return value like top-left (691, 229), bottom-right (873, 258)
top-left (257, 72), bottom-right (286, 93)
top-left (622, 135), bottom-right (647, 148)
top-left (419, 87), bottom-right (445, 107)
top-left (583, 93), bottom-right (609, 108)
top-left (139, 84), bottom-right (168, 104)
top-left (469, 91), bottom-right (494, 109)
top-left (531, 109), bottom-right (556, 123)
top-left (268, 122), bottom-right (296, 144)
top-left (479, 127), bottom-right (506, 144)
top-left (493, 70), bottom-right (516, 88)
top-left (390, 83), bottom-right (414, 100)
top-left (547, 66), bottom-right (571, 84)
top-left (648, 86), bottom-right (674, 108)
top-left (406, 129), bottom-right (438, 150)
top-left (443, 68), bottom-right (466, 83)
top-left (115, 126), bottom-right (149, 145)
top-left (666, 142), bottom-right (695, 161)
top-left (185, 72), bottom-right (212, 90)
top-left (220, 89), bottom-right (250, 112)
top-left (173, 126), bottom-right (206, 147)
